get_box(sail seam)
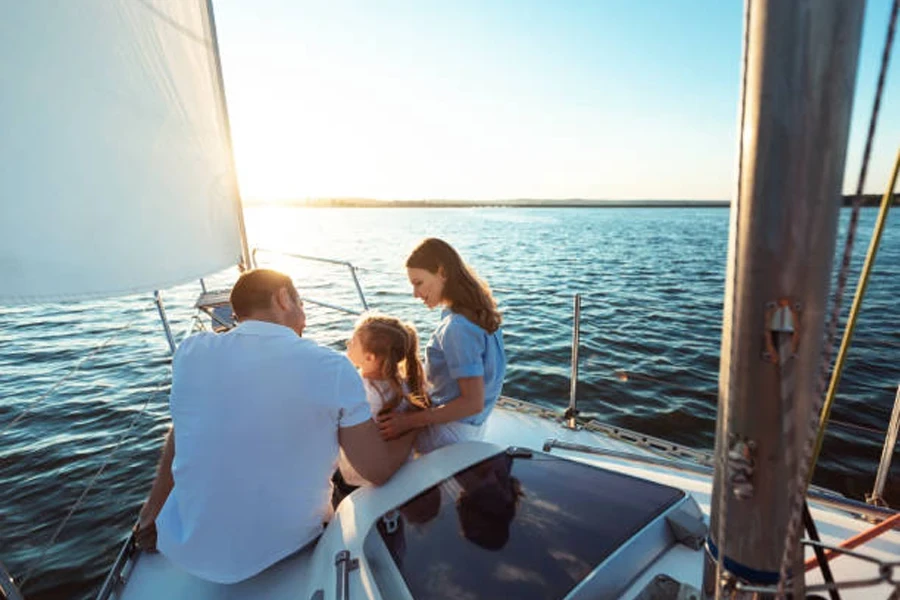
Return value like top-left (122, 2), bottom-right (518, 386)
top-left (132, 0), bottom-right (212, 47)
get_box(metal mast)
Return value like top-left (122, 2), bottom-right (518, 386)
top-left (705, 0), bottom-right (864, 596)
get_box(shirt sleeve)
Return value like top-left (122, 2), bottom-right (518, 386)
top-left (334, 358), bottom-right (371, 428)
top-left (441, 318), bottom-right (486, 380)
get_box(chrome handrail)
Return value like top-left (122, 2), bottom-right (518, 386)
top-left (253, 248), bottom-right (370, 312)
top-left (153, 290), bottom-right (177, 354)
top-left (95, 531), bottom-right (135, 600)
top-left (302, 296), bottom-right (363, 316)
top-left (0, 560), bottom-right (23, 600)
top-left (565, 294), bottom-right (581, 428)
top-left (543, 438), bottom-right (713, 477)
top-left (334, 550), bottom-right (358, 600)
top-left (154, 251), bottom-right (372, 355)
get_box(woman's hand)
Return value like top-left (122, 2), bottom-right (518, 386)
top-left (376, 411), bottom-right (421, 440)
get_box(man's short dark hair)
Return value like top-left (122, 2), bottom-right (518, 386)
top-left (229, 269), bottom-right (297, 320)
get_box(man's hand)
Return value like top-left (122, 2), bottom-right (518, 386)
top-left (133, 426), bottom-right (175, 552)
top-left (134, 509), bottom-right (158, 552)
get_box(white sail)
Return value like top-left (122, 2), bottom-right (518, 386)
top-left (0, 0), bottom-right (245, 304)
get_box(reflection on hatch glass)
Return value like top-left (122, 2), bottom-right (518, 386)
top-left (364, 450), bottom-right (684, 600)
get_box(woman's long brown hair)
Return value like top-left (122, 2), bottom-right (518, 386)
top-left (355, 314), bottom-right (430, 412)
top-left (406, 238), bottom-right (502, 333)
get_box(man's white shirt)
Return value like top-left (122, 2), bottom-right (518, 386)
top-left (156, 320), bottom-right (370, 583)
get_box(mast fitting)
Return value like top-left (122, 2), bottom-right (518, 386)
top-left (727, 436), bottom-right (756, 501)
top-left (763, 299), bottom-right (801, 364)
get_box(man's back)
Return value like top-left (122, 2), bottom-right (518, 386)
top-left (156, 320), bottom-right (369, 583)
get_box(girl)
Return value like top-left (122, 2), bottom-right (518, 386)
top-left (336, 314), bottom-right (429, 494)
top-left (377, 238), bottom-right (506, 453)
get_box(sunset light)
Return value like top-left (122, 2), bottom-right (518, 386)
top-left (214, 0), bottom-right (899, 203)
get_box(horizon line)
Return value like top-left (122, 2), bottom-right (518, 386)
top-left (244, 194), bottom-right (895, 207)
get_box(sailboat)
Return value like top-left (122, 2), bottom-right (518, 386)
top-left (1, 0), bottom-right (898, 599)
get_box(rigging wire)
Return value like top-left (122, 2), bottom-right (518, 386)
top-left (17, 378), bottom-right (168, 588)
top-left (812, 150), bottom-right (900, 474)
top-left (777, 0), bottom-right (900, 595)
top-left (0, 312), bottom-right (147, 438)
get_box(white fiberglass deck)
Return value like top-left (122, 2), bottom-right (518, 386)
top-left (112, 401), bottom-right (900, 600)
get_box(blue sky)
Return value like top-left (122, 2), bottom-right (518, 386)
top-left (213, 1), bottom-right (899, 201)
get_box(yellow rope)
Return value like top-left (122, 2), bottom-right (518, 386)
top-left (808, 147), bottom-right (900, 488)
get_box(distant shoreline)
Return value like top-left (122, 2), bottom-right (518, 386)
top-left (245, 194), bottom-right (897, 209)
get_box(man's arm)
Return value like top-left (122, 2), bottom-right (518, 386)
top-left (135, 426), bottom-right (175, 550)
top-left (339, 419), bottom-right (414, 486)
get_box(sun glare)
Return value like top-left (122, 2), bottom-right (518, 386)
top-left (219, 8), bottom-right (738, 204)
top-left (217, 1), bottom-right (899, 202)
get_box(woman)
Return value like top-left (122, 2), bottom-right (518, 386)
top-left (377, 238), bottom-right (506, 453)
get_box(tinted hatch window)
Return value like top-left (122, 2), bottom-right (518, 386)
top-left (365, 450), bottom-right (684, 600)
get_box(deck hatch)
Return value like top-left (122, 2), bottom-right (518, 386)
top-left (365, 450), bottom-right (685, 599)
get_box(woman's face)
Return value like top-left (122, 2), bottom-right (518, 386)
top-left (407, 267), bottom-right (446, 309)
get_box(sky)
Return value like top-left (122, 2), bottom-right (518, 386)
top-left (213, 0), bottom-right (900, 202)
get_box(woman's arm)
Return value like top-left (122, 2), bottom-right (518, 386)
top-left (419, 376), bottom-right (484, 425)
top-left (377, 376), bottom-right (484, 439)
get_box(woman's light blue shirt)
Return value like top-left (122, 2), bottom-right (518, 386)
top-left (425, 309), bottom-right (506, 426)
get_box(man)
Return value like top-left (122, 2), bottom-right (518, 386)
top-left (134, 269), bottom-right (413, 584)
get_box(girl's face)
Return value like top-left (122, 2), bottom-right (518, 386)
top-left (407, 267), bottom-right (446, 309)
top-left (346, 332), bottom-right (382, 377)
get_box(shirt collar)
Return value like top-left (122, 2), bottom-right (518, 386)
top-left (441, 307), bottom-right (453, 319)
top-left (233, 319), bottom-right (299, 339)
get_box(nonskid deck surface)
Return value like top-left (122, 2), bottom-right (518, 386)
top-left (114, 403), bottom-right (899, 599)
